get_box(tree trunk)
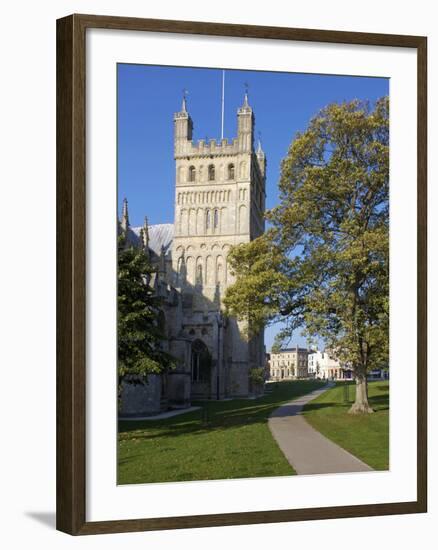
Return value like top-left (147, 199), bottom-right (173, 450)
top-left (349, 369), bottom-right (374, 414)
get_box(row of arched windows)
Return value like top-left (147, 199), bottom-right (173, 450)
top-left (178, 207), bottom-right (227, 236)
top-left (176, 255), bottom-right (227, 287)
top-left (178, 161), bottom-right (247, 183)
top-left (187, 163), bottom-right (235, 183)
top-left (176, 187), bottom-right (254, 206)
top-left (177, 205), bottom-right (248, 235)
top-left (177, 190), bottom-right (232, 205)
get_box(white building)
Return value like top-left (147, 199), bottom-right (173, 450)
top-left (308, 350), bottom-right (353, 380)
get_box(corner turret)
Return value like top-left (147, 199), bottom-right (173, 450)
top-left (174, 91), bottom-right (193, 156)
top-left (256, 139), bottom-right (266, 177)
top-left (237, 92), bottom-right (254, 152)
top-left (121, 197), bottom-right (130, 231)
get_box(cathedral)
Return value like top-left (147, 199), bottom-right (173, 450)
top-left (119, 92), bottom-right (267, 416)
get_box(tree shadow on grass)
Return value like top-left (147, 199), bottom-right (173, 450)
top-left (369, 394), bottom-right (389, 410)
top-left (370, 394), bottom-right (389, 400)
top-left (118, 381), bottom-right (327, 440)
top-left (301, 402), bottom-right (339, 413)
top-left (117, 454), bottom-right (145, 465)
top-left (119, 415), bottom-right (274, 441)
top-left (119, 412), bottom-right (201, 433)
top-left (304, 396), bottom-right (389, 414)
top-left (374, 385), bottom-right (390, 392)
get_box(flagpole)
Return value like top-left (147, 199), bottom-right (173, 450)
top-left (221, 70), bottom-right (225, 140)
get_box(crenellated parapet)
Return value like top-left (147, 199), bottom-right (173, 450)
top-left (175, 137), bottom-right (241, 159)
top-left (174, 91), bottom-right (259, 158)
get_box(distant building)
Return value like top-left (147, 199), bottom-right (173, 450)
top-left (268, 345), bottom-right (310, 380)
top-left (308, 350), bottom-right (353, 380)
top-left (265, 352), bottom-right (271, 381)
top-left (368, 368), bottom-right (389, 380)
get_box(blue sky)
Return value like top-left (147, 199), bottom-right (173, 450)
top-left (118, 64), bottom-right (388, 350)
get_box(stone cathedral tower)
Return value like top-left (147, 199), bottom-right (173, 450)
top-left (171, 93), bottom-right (266, 399)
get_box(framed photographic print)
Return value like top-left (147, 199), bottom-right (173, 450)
top-left (56, 14), bottom-right (427, 535)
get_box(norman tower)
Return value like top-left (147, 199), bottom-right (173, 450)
top-left (171, 93), bottom-right (266, 398)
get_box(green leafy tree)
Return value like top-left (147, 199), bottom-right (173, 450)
top-left (118, 237), bottom-right (175, 389)
top-left (249, 367), bottom-right (266, 390)
top-left (270, 341), bottom-right (282, 354)
top-left (225, 98), bottom-right (389, 414)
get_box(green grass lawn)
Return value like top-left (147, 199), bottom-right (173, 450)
top-left (302, 380), bottom-right (389, 470)
top-left (118, 379), bottom-right (324, 485)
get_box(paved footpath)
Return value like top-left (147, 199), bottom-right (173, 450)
top-left (268, 384), bottom-right (373, 475)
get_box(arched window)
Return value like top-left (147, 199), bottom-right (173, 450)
top-left (227, 163), bottom-right (235, 180)
top-left (176, 256), bottom-right (186, 285)
top-left (206, 255), bottom-right (213, 285)
top-left (216, 256), bottom-right (224, 285)
top-left (186, 256), bottom-right (194, 284)
top-left (188, 209), bottom-right (196, 235)
top-left (196, 264), bottom-right (203, 285)
top-left (191, 340), bottom-right (211, 382)
top-left (208, 164), bottom-right (215, 181)
top-left (213, 209), bottom-right (219, 229)
top-left (205, 209), bottom-right (211, 229)
top-left (188, 165), bottom-right (196, 182)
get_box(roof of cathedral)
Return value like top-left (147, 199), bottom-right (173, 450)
top-left (131, 223), bottom-right (174, 257)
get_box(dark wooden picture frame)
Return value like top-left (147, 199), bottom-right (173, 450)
top-left (56, 13), bottom-right (427, 536)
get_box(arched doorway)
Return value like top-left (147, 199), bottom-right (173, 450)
top-left (190, 339), bottom-right (212, 398)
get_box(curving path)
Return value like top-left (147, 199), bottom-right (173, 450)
top-left (268, 383), bottom-right (373, 475)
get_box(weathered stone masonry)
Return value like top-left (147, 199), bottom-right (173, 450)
top-left (119, 93), bottom-right (267, 415)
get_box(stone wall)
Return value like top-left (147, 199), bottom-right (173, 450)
top-left (119, 374), bottom-right (162, 416)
